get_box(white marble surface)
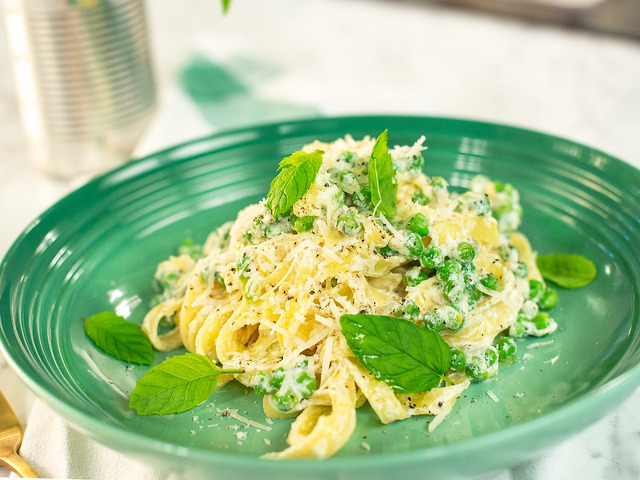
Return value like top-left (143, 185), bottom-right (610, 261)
top-left (1, 0), bottom-right (640, 478)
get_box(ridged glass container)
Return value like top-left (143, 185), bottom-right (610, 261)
top-left (3, 0), bottom-right (156, 177)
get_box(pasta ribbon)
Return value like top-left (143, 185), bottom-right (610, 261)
top-left (264, 363), bottom-right (357, 459)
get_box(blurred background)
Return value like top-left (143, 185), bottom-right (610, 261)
top-left (1, 0), bottom-right (639, 478)
top-left (431, 0), bottom-right (640, 37)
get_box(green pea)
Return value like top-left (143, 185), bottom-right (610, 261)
top-left (405, 231), bottom-right (425, 258)
top-left (157, 271), bottom-right (180, 290)
top-left (459, 192), bottom-right (491, 216)
top-left (484, 347), bottom-right (498, 365)
top-left (437, 260), bottom-right (462, 283)
top-left (450, 349), bottom-right (466, 371)
top-left (430, 176), bottom-right (447, 192)
top-left (464, 363), bottom-right (490, 383)
top-left (496, 337), bottom-right (517, 360)
top-left (441, 305), bottom-right (465, 331)
top-left (472, 196), bottom-right (491, 216)
top-left (338, 171), bottom-right (358, 190)
top-left (338, 151), bottom-right (357, 168)
top-left (410, 153), bottom-right (424, 171)
top-left (393, 153), bottom-right (425, 172)
top-left (423, 310), bottom-right (445, 332)
top-left (480, 274), bottom-right (500, 291)
top-left (412, 189), bottom-right (430, 206)
top-left (264, 218), bottom-right (293, 238)
top-left (509, 314), bottom-right (528, 338)
top-left (296, 372), bottom-right (317, 398)
top-left (177, 238), bottom-right (203, 260)
top-left (406, 213), bottom-right (430, 237)
top-left (465, 346), bottom-right (499, 383)
top-left (512, 261), bottom-right (529, 278)
top-left (455, 242), bottom-right (476, 264)
top-left (379, 245), bottom-right (399, 257)
top-left (291, 214), bottom-right (314, 233)
top-left (533, 312), bottom-right (552, 331)
top-left (461, 261), bottom-right (478, 286)
top-left (421, 245), bottom-right (444, 269)
top-left (253, 372), bottom-right (271, 396)
top-left (528, 279), bottom-right (544, 302)
top-left (269, 367), bottom-right (285, 390)
top-left (337, 209), bottom-right (361, 236)
top-left (498, 244), bottom-right (518, 263)
top-left (396, 298), bottom-right (420, 321)
top-left (405, 267), bottom-right (428, 287)
top-left (443, 279), bottom-right (464, 305)
top-left (253, 385), bottom-right (269, 396)
top-left (494, 181), bottom-right (512, 194)
top-left (538, 287), bottom-right (558, 310)
top-left (273, 389), bottom-right (298, 412)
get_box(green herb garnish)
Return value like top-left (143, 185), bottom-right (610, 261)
top-left (340, 313), bottom-right (451, 393)
top-left (129, 353), bottom-right (243, 415)
top-left (84, 312), bottom-right (154, 366)
top-left (266, 150), bottom-right (323, 218)
top-left (536, 254), bottom-right (596, 288)
top-left (221, 0), bottom-right (232, 14)
top-left (368, 129), bottom-right (398, 219)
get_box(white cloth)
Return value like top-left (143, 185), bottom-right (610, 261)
top-left (14, 402), bottom-right (175, 480)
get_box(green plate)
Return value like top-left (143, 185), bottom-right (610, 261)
top-left (1, 116), bottom-right (640, 479)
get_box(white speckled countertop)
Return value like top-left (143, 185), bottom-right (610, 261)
top-left (1, 0), bottom-right (639, 478)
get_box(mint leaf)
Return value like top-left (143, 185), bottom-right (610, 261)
top-left (266, 150), bottom-right (323, 218)
top-left (536, 254), bottom-right (596, 288)
top-left (84, 312), bottom-right (154, 366)
top-left (130, 353), bottom-right (243, 415)
top-left (340, 314), bottom-right (451, 393)
top-left (369, 130), bottom-right (397, 219)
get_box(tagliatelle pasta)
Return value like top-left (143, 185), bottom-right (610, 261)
top-left (141, 134), bottom-right (554, 458)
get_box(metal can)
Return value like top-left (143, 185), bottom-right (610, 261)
top-left (3, 0), bottom-right (156, 178)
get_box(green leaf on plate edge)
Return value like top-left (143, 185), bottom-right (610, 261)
top-left (536, 253), bottom-right (596, 288)
top-left (84, 312), bottom-right (155, 366)
top-left (129, 353), bottom-right (243, 415)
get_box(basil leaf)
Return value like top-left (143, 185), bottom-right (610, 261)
top-left (369, 129), bottom-right (397, 219)
top-left (536, 253), bottom-right (596, 288)
top-left (340, 314), bottom-right (451, 393)
top-left (266, 150), bottom-right (323, 218)
top-left (130, 353), bottom-right (243, 415)
top-left (84, 312), bottom-right (154, 366)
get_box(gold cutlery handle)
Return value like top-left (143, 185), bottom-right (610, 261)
top-left (0, 450), bottom-right (39, 478)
